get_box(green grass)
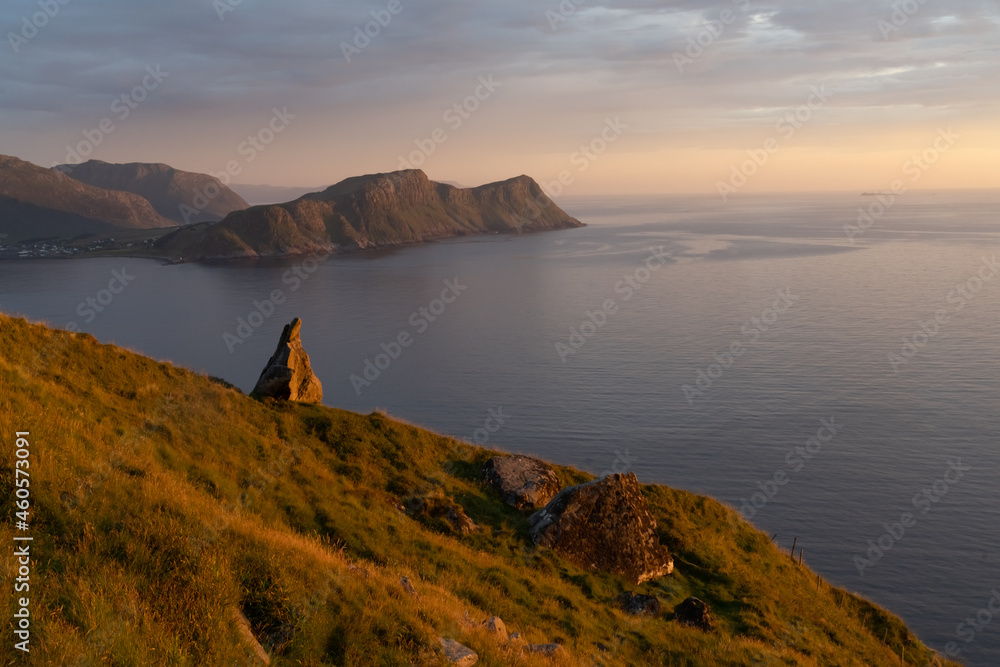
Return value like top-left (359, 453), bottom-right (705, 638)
top-left (0, 314), bottom-right (958, 666)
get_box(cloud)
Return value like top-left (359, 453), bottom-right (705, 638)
top-left (0, 0), bottom-right (997, 190)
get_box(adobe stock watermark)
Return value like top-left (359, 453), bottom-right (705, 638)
top-left (599, 449), bottom-right (638, 479)
top-left (945, 588), bottom-right (1000, 659)
top-left (853, 459), bottom-right (971, 577)
top-left (545, 0), bottom-right (586, 32)
top-left (341, 0), bottom-right (413, 63)
top-left (223, 248), bottom-right (332, 353)
top-left (540, 117), bottom-right (628, 200)
top-left (180, 107), bottom-right (295, 223)
top-left (736, 417), bottom-right (843, 522)
top-left (888, 255), bottom-right (999, 373)
top-left (7, 0), bottom-right (71, 54)
top-left (349, 278), bottom-right (468, 395)
top-left (396, 75), bottom-right (502, 171)
top-left (683, 288), bottom-right (799, 405)
top-left (878, 0), bottom-right (930, 40)
top-left (556, 246), bottom-right (670, 363)
top-left (188, 438), bottom-right (302, 557)
top-left (844, 127), bottom-right (959, 244)
top-left (213, 0), bottom-right (244, 21)
top-left (717, 85), bottom-right (832, 201)
top-left (52, 66), bottom-right (169, 167)
top-left (468, 407), bottom-right (508, 446)
top-left (63, 267), bottom-right (136, 333)
top-left (673, 0), bottom-right (750, 73)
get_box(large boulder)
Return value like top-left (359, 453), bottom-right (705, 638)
top-left (483, 455), bottom-right (561, 510)
top-left (528, 473), bottom-right (674, 585)
top-left (251, 318), bottom-right (323, 403)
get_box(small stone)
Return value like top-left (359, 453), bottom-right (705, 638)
top-left (527, 643), bottom-right (562, 656)
top-left (400, 576), bottom-right (417, 597)
top-left (411, 493), bottom-right (478, 536)
top-left (509, 632), bottom-right (520, 641)
top-left (483, 616), bottom-right (507, 641)
top-left (439, 638), bottom-right (478, 666)
top-left (619, 592), bottom-right (661, 616)
top-left (674, 597), bottom-right (715, 631)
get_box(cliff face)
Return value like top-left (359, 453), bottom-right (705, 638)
top-left (155, 170), bottom-right (583, 260)
top-left (0, 154), bottom-right (173, 242)
top-left (57, 159), bottom-right (249, 224)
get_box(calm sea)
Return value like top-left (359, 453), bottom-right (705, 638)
top-left (3, 190), bottom-right (999, 665)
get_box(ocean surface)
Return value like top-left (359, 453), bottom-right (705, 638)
top-left (3, 190), bottom-right (1000, 665)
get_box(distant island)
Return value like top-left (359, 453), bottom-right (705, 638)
top-left (0, 155), bottom-right (582, 261)
top-left (156, 169), bottom-right (583, 261)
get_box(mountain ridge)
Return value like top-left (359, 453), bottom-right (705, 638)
top-left (155, 169), bottom-right (583, 261)
top-left (0, 154), bottom-right (174, 243)
top-left (57, 159), bottom-right (249, 224)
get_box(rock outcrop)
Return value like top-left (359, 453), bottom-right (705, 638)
top-left (483, 455), bottom-right (561, 510)
top-left (250, 318), bottom-right (323, 403)
top-left (674, 597), bottom-right (714, 631)
top-left (155, 169), bottom-right (584, 261)
top-left (528, 473), bottom-right (674, 585)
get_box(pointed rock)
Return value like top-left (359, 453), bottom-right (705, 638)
top-left (528, 472), bottom-right (674, 585)
top-left (251, 318), bottom-right (323, 403)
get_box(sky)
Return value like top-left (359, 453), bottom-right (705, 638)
top-left (1, 0), bottom-right (998, 196)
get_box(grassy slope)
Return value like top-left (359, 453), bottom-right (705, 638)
top-left (0, 315), bottom-right (956, 666)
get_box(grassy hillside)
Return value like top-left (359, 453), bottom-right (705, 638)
top-left (0, 314), bottom-right (956, 666)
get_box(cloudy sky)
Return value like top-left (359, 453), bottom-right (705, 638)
top-left (1, 0), bottom-right (998, 195)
